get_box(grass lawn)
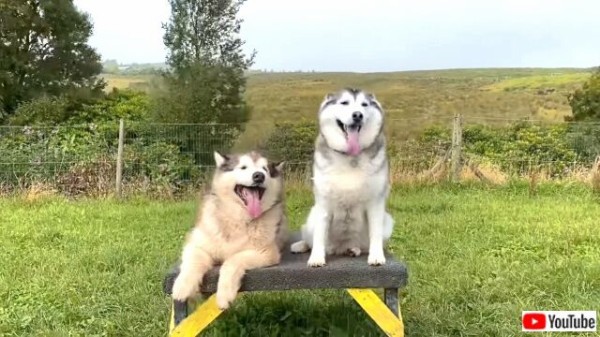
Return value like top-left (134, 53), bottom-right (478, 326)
top-left (1, 183), bottom-right (599, 336)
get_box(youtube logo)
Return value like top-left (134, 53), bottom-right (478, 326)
top-left (522, 312), bottom-right (547, 330)
top-left (522, 311), bottom-right (597, 332)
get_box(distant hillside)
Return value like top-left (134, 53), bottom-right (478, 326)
top-left (100, 67), bottom-right (593, 142)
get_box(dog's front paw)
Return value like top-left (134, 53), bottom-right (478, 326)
top-left (307, 253), bottom-right (326, 267)
top-left (216, 288), bottom-right (237, 310)
top-left (367, 252), bottom-right (386, 266)
top-left (171, 274), bottom-right (199, 301)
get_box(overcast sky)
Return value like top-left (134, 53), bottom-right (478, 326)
top-left (74, 0), bottom-right (600, 72)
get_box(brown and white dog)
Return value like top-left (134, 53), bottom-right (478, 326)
top-left (171, 151), bottom-right (288, 309)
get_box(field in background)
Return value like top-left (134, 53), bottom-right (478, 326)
top-left (102, 73), bottom-right (156, 93)
top-left (0, 68), bottom-right (596, 199)
top-left (1, 184), bottom-right (599, 336)
top-left (102, 68), bottom-right (591, 144)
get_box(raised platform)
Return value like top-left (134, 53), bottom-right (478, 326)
top-left (163, 237), bottom-right (408, 294)
top-left (163, 233), bottom-right (409, 337)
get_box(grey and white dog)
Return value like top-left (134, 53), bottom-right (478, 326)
top-left (290, 88), bottom-right (394, 266)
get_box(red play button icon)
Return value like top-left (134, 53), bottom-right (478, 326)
top-left (523, 312), bottom-right (547, 330)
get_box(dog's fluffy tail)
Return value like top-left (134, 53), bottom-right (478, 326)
top-left (290, 240), bottom-right (310, 253)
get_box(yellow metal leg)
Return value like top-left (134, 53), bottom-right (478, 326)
top-left (346, 289), bottom-right (405, 337)
top-left (168, 290), bottom-right (404, 336)
top-left (169, 302), bottom-right (175, 333)
top-left (169, 294), bottom-right (224, 337)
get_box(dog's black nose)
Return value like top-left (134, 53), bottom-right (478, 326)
top-left (352, 111), bottom-right (363, 123)
top-left (252, 172), bottom-right (265, 184)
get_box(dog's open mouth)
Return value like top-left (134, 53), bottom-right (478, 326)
top-left (234, 185), bottom-right (265, 219)
top-left (234, 185), bottom-right (266, 204)
top-left (336, 119), bottom-right (361, 137)
top-left (336, 119), bottom-right (362, 156)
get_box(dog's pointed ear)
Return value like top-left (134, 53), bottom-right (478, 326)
top-left (320, 93), bottom-right (336, 111)
top-left (268, 161), bottom-right (285, 178)
top-left (214, 151), bottom-right (228, 167)
top-left (367, 93), bottom-right (382, 110)
top-left (275, 161), bottom-right (285, 172)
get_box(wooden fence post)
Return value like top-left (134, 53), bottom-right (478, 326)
top-left (116, 119), bottom-right (125, 198)
top-left (450, 114), bottom-right (463, 182)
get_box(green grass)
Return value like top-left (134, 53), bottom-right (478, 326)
top-left (482, 72), bottom-right (591, 92)
top-left (2, 183), bottom-right (599, 336)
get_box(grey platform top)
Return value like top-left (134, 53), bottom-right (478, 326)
top-left (163, 234), bottom-right (408, 294)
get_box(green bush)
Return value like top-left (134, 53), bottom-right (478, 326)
top-left (0, 124), bottom-right (116, 187)
top-left (261, 120), bottom-right (318, 170)
top-left (10, 88), bottom-right (151, 126)
top-left (568, 67), bottom-right (600, 121)
top-left (414, 121), bottom-right (579, 176)
top-left (418, 125), bottom-right (451, 146)
top-left (566, 122), bottom-right (600, 162)
top-left (0, 123), bottom-right (202, 193)
top-left (75, 88), bottom-right (151, 123)
top-left (10, 96), bottom-right (72, 126)
top-left (0, 90), bottom-right (201, 193)
top-left (483, 122), bottom-right (576, 175)
top-left (0, 127), bottom-right (55, 185)
top-left (123, 140), bottom-right (200, 189)
top-left (462, 124), bottom-right (506, 157)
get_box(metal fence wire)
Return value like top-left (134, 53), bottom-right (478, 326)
top-left (0, 116), bottom-right (599, 196)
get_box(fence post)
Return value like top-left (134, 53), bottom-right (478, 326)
top-left (116, 119), bottom-right (125, 198)
top-left (450, 114), bottom-right (463, 182)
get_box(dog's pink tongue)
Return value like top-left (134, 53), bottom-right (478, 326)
top-left (346, 130), bottom-right (361, 156)
top-left (243, 188), bottom-right (262, 219)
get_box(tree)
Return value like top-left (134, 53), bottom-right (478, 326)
top-left (0, 0), bottom-right (105, 118)
top-left (568, 67), bottom-right (600, 121)
top-left (566, 67), bottom-right (600, 161)
top-left (163, 0), bottom-right (255, 72)
top-left (158, 0), bottom-right (255, 165)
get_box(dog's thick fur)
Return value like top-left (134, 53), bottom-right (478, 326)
top-left (291, 88), bottom-right (394, 267)
top-left (171, 151), bottom-right (288, 309)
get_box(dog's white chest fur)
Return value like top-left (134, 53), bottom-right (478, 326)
top-left (313, 155), bottom-right (385, 206)
top-left (298, 151), bottom-right (392, 258)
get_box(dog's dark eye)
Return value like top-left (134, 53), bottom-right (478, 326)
top-left (340, 101), bottom-right (349, 106)
top-left (263, 166), bottom-right (268, 172)
top-left (361, 102), bottom-right (368, 107)
top-left (240, 165), bottom-right (247, 170)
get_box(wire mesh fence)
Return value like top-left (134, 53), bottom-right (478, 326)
top-left (0, 116), bottom-right (599, 197)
